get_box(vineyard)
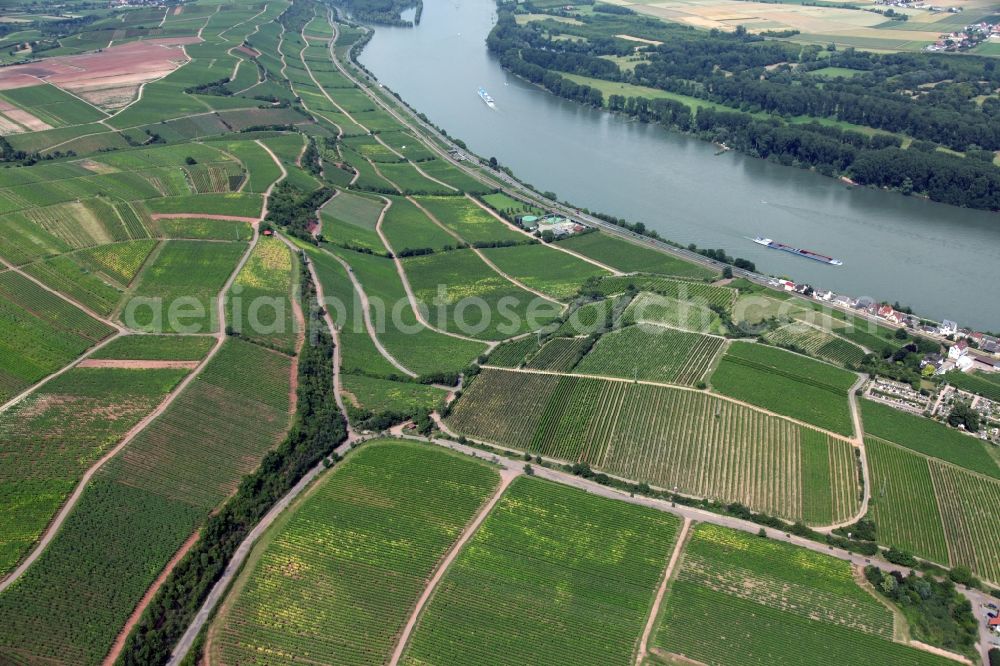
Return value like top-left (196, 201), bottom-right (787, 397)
top-left (525, 336), bottom-right (590, 372)
top-left (210, 441), bottom-right (499, 666)
top-left (103, 339), bottom-right (292, 510)
top-left (478, 243), bottom-right (609, 300)
top-left (654, 524), bottom-right (954, 666)
top-left (75, 239), bottom-right (158, 286)
top-left (0, 271), bottom-right (115, 401)
top-left (861, 400), bottom-right (999, 478)
top-left (944, 370), bottom-right (1000, 402)
top-left (595, 274), bottom-right (736, 309)
top-left (554, 294), bottom-right (628, 336)
top-left (227, 238), bottom-right (297, 353)
top-left (929, 461), bottom-right (1000, 584)
top-left (486, 336), bottom-right (541, 367)
top-left (622, 291), bottom-right (726, 335)
top-left (0, 366), bottom-right (187, 577)
top-left (865, 437), bottom-right (950, 564)
top-left (401, 477), bottom-right (680, 666)
top-left (403, 249), bottom-right (559, 340)
top-left (573, 325), bottom-right (724, 386)
top-left (411, 195), bottom-right (524, 245)
top-left (89, 334), bottom-right (215, 361)
top-left (555, 231), bottom-right (715, 279)
top-left (764, 322), bottom-right (866, 367)
top-left (711, 342), bottom-right (856, 436)
top-left (0, 338), bottom-right (297, 664)
top-left (448, 368), bottom-right (860, 523)
top-left (381, 195), bottom-right (456, 253)
top-left (126, 240), bottom-right (248, 333)
top-left (341, 374), bottom-right (447, 414)
top-left (23, 254), bottom-right (122, 316)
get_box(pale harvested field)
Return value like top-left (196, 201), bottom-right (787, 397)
top-left (3, 108), bottom-right (50, 131)
top-left (0, 38), bottom-right (197, 109)
top-left (603, 0), bottom-right (996, 50)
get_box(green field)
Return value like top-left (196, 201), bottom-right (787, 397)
top-left (411, 195), bottom-right (524, 245)
top-left (0, 366), bottom-right (187, 577)
top-left (449, 368), bottom-right (859, 523)
top-left (341, 373), bottom-right (447, 414)
top-left (597, 274), bottom-right (736, 310)
top-left (653, 523), bottom-right (954, 666)
top-left (126, 240), bottom-right (248, 333)
top-left (0, 337), bottom-right (296, 663)
top-left (525, 336), bottom-right (590, 371)
top-left (402, 477), bottom-right (680, 666)
top-left (0, 83), bottom-right (107, 127)
top-left (210, 441), bottom-right (499, 666)
top-left (765, 322), bottom-right (866, 367)
top-left (226, 238), bottom-right (297, 353)
top-left (711, 342), bottom-right (857, 436)
top-left (944, 370), bottom-right (1000, 402)
top-left (479, 242), bottom-right (609, 300)
top-left (0, 271), bottom-right (115, 401)
top-left (866, 436), bottom-right (950, 562)
top-left (402, 249), bottom-right (560, 340)
top-left (486, 335), bottom-right (542, 367)
top-left (622, 291), bottom-right (726, 335)
top-left (381, 195), bottom-right (457, 253)
top-left (556, 231), bottom-right (715, 279)
top-left (574, 325), bottom-right (725, 386)
top-left (861, 400), bottom-right (1000, 478)
top-left (555, 294), bottom-right (628, 336)
top-left (90, 334), bottom-right (215, 360)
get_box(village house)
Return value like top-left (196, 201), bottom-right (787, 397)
top-left (877, 304), bottom-right (901, 325)
top-left (948, 339), bottom-right (969, 360)
top-left (938, 319), bottom-right (958, 336)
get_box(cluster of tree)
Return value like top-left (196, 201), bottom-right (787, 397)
top-left (488, 10), bottom-right (1000, 210)
top-left (865, 565), bottom-right (979, 658)
top-left (183, 77), bottom-right (232, 97)
top-left (947, 401), bottom-right (981, 432)
top-left (861, 336), bottom-right (939, 387)
top-left (119, 258), bottom-right (347, 666)
top-left (302, 136), bottom-right (322, 177)
top-left (266, 182), bottom-right (335, 240)
top-left (333, 0), bottom-right (422, 26)
top-left (0, 136), bottom-right (75, 165)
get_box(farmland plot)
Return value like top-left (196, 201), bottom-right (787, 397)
top-left (380, 195), bottom-right (456, 253)
top-left (929, 461), bottom-right (1000, 584)
top-left (864, 437), bottom-right (950, 564)
top-left (75, 239), bottom-right (157, 286)
top-left (765, 321), bottom-right (866, 367)
top-left (574, 325), bottom-right (724, 386)
top-left (402, 249), bottom-right (560, 340)
top-left (653, 523), bottom-right (953, 666)
top-left (861, 400), bottom-right (999, 478)
top-left (210, 441), bottom-right (499, 666)
top-left (226, 238), bottom-right (297, 353)
top-left (486, 335), bottom-right (542, 368)
top-left (622, 290), bottom-right (726, 335)
top-left (554, 294), bottom-right (630, 336)
top-left (479, 242), bottom-right (609, 300)
top-left (525, 336), bottom-right (590, 372)
top-left (341, 374), bottom-right (447, 414)
top-left (0, 366), bottom-right (188, 577)
top-left (711, 342), bottom-right (856, 436)
top-left (0, 338), bottom-right (296, 665)
top-left (0, 271), bottom-right (115, 401)
top-left (90, 334), bottom-right (215, 361)
top-left (556, 231), bottom-right (715, 279)
top-left (448, 368), bottom-right (859, 523)
top-left (411, 195), bottom-right (524, 245)
top-left (125, 240), bottom-right (247, 333)
top-left (596, 274), bottom-right (735, 310)
top-left (401, 477), bottom-right (680, 666)
top-left (23, 253), bottom-right (123, 316)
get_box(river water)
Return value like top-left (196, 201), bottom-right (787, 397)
top-left (358, 0), bottom-right (1000, 330)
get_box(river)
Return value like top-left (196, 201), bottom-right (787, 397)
top-left (358, 0), bottom-right (1000, 330)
